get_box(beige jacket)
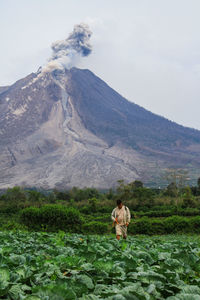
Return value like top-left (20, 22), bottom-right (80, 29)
top-left (111, 205), bottom-right (131, 225)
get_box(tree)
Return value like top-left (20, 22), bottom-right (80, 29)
top-left (1, 186), bottom-right (27, 209)
top-left (116, 180), bottom-right (155, 209)
top-left (196, 177), bottom-right (200, 196)
top-left (133, 180), bottom-right (143, 188)
top-left (106, 188), bottom-right (114, 200)
top-left (27, 190), bottom-right (42, 202)
top-left (182, 186), bottom-right (196, 208)
top-left (165, 182), bottom-right (178, 197)
top-left (88, 197), bottom-right (98, 213)
top-left (198, 177), bottom-right (200, 189)
top-left (69, 187), bottom-right (100, 202)
top-left (116, 180), bottom-right (130, 202)
top-left (163, 168), bottom-right (190, 194)
top-left (53, 189), bottom-right (70, 201)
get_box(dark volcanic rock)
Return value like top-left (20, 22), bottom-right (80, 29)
top-left (67, 68), bottom-right (200, 152)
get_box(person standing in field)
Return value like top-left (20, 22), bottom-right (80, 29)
top-left (111, 199), bottom-right (131, 240)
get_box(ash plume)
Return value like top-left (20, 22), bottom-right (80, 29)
top-left (42, 23), bottom-right (92, 73)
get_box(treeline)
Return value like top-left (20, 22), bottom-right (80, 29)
top-left (1, 177), bottom-right (200, 212)
top-left (1, 176), bottom-right (200, 234)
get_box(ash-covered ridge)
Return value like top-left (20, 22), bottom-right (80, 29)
top-left (0, 67), bottom-right (200, 189)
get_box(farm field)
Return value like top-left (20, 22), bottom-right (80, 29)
top-left (0, 232), bottom-right (200, 299)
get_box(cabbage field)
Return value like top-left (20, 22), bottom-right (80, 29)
top-left (1, 232), bottom-right (200, 299)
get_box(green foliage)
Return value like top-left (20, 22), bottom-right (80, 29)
top-left (53, 189), bottom-right (70, 201)
top-left (163, 168), bottom-right (190, 192)
top-left (133, 180), bottom-right (144, 188)
top-left (2, 186), bottom-right (26, 202)
top-left (88, 197), bottom-right (98, 213)
top-left (0, 186), bottom-right (27, 210)
top-left (0, 213), bottom-right (26, 231)
top-left (70, 187), bottom-right (101, 202)
top-left (106, 188), bottom-right (115, 200)
top-left (129, 216), bottom-right (200, 235)
top-left (197, 177), bottom-right (200, 189)
top-left (189, 216), bottom-right (200, 233)
top-left (163, 216), bottom-right (191, 234)
top-left (129, 217), bottom-right (152, 234)
top-left (132, 187), bottom-right (156, 208)
top-left (2, 178), bottom-right (200, 236)
top-left (182, 186), bottom-right (196, 208)
top-left (165, 182), bottom-right (178, 197)
top-left (137, 207), bottom-right (200, 217)
top-left (0, 232), bottom-right (200, 299)
top-left (20, 205), bottom-right (82, 232)
top-left (116, 179), bottom-right (155, 209)
top-left (27, 190), bottom-right (43, 202)
top-left (79, 205), bottom-right (89, 214)
top-left (82, 221), bottom-right (108, 234)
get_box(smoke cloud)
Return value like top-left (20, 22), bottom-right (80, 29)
top-left (42, 23), bottom-right (92, 73)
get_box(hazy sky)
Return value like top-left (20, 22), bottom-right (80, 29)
top-left (1, 0), bottom-right (200, 130)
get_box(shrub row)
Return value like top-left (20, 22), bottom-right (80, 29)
top-left (19, 205), bottom-right (200, 235)
top-left (20, 205), bottom-right (108, 233)
top-left (20, 205), bottom-right (82, 232)
top-left (129, 216), bottom-right (200, 235)
top-left (82, 221), bottom-right (108, 234)
top-left (80, 205), bottom-right (113, 214)
top-left (137, 208), bottom-right (200, 218)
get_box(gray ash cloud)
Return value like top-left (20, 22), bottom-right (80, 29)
top-left (42, 23), bottom-right (92, 73)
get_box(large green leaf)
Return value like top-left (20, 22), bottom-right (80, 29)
top-left (77, 274), bottom-right (94, 289)
top-left (0, 280), bottom-right (9, 297)
top-left (8, 284), bottom-right (23, 300)
top-left (0, 268), bottom-right (10, 282)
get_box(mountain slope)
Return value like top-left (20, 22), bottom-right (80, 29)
top-left (67, 68), bottom-right (200, 154)
top-left (0, 67), bottom-right (200, 189)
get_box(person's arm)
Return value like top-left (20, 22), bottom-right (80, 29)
top-left (111, 208), bottom-right (116, 222)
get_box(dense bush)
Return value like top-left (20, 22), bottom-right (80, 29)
top-left (0, 213), bottom-right (26, 231)
top-left (79, 205), bottom-right (90, 214)
top-left (20, 205), bottom-right (82, 232)
top-left (0, 205), bottom-right (21, 214)
top-left (80, 205), bottom-right (113, 214)
top-left (150, 219), bottom-right (166, 235)
top-left (129, 216), bottom-right (200, 235)
top-left (189, 216), bottom-right (200, 233)
top-left (137, 208), bottom-right (200, 218)
top-left (137, 210), bottom-right (173, 218)
top-left (82, 221), bottom-right (109, 234)
top-left (177, 208), bottom-right (200, 216)
top-left (95, 206), bottom-right (113, 213)
top-left (129, 217), bottom-right (152, 235)
top-left (163, 216), bottom-right (191, 234)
